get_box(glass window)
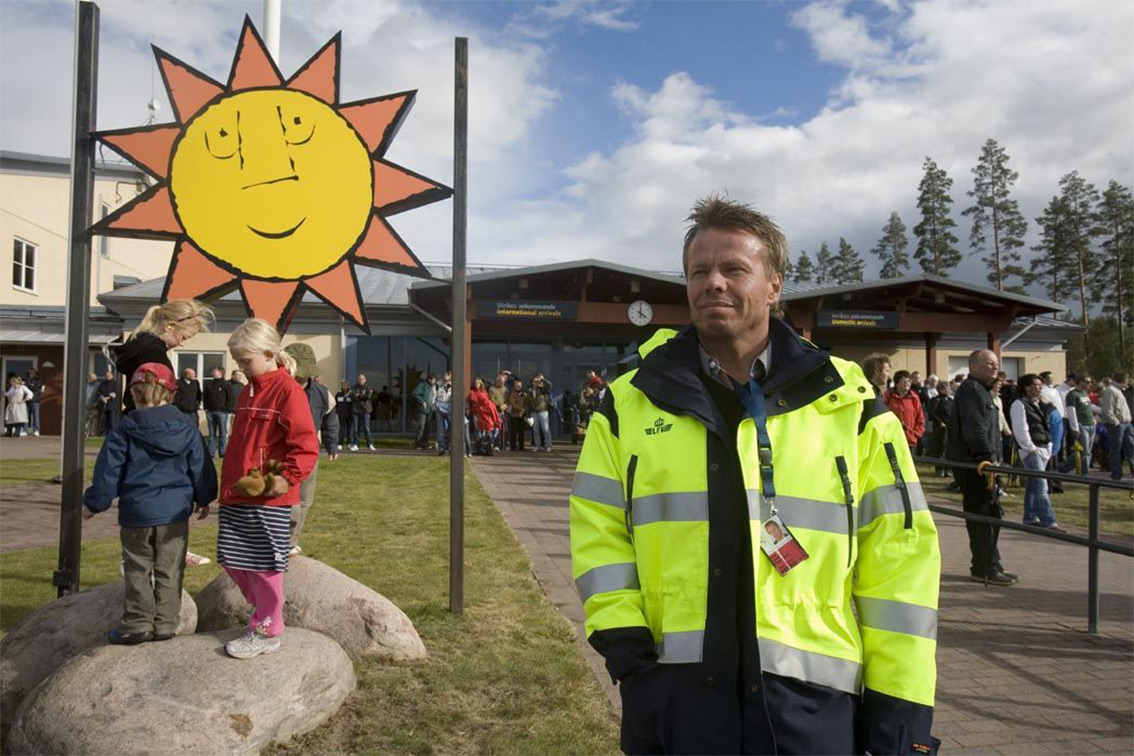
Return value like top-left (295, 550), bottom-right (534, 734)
top-left (100, 205), bottom-right (110, 258)
top-left (12, 238), bottom-right (36, 292)
top-left (173, 351), bottom-right (225, 379)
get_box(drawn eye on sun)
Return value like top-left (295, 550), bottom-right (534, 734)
top-left (91, 16), bottom-right (451, 333)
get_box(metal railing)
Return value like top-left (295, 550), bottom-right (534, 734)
top-left (913, 456), bottom-right (1134, 635)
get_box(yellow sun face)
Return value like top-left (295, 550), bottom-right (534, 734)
top-left (91, 18), bottom-right (451, 333)
top-left (171, 89), bottom-right (373, 279)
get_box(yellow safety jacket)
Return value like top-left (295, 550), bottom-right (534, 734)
top-left (570, 321), bottom-right (940, 752)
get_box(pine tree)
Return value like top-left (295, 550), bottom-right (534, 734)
top-left (1055, 170), bottom-right (1102, 339)
top-left (1030, 195), bottom-right (1075, 303)
top-left (833, 237), bottom-right (864, 284)
top-left (872, 211), bottom-right (910, 279)
top-left (814, 242), bottom-right (835, 285)
top-left (963, 139), bottom-right (1029, 291)
top-left (793, 250), bottom-right (815, 283)
top-left (912, 157), bottom-right (961, 275)
top-left (1092, 180), bottom-right (1134, 359)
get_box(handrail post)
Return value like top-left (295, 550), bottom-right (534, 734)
top-left (1087, 483), bottom-right (1100, 635)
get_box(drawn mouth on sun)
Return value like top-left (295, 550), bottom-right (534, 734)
top-left (90, 15), bottom-right (452, 333)
top-left (248, 218), bottom-right (306, 239)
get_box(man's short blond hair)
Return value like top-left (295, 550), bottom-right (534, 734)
top-left (682, 194), bottom-right (789, 281)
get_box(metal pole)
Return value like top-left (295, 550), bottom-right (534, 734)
top-left (449, 37), bottom-right (468, 614)
top-left (56, 0), bottom-right (99, 597)
top-left (263, 0), bottom-right (281, 62)
top-left (1087, 483), bottom-right (1100, 635)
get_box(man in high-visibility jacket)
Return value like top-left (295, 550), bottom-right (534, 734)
top-left (570, 196), bottom-right (940, 755)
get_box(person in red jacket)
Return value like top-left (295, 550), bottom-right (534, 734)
top-left (218, 319), bottom-right (318, 660)
top-left (467, 378), bottom-right (502, 443)
top-left (885, 369), bottom-right (926, 455)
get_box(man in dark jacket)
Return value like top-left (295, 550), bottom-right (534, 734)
top-left (946, 349), bottom-right (1017, 587)
top-left (98, 369), bottom-right (118, 435)
top-left (227, 370), bottom-right (245, 434)
top-left (202, 367), bottom-right (232, 457)
top-left (927, 380), bottom-right (953, 477)
top-left (350, 374), bottom-right (375, 451)
top-left (24, 367), bottom-right (44, 436)
top-left (174, 368), bottom-right (202, 420)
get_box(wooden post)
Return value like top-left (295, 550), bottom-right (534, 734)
top-left (449, 36), bottom-right (468, 615)
top-left (987, 331), bottom-right (1001, 359)
top-left (925, 332), bottom-right (940, 377)
top-left (56, 0), bottom-right (99, 597)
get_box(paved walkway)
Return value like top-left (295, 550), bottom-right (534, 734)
top-left (472, 447), bottom-right (1134, 755)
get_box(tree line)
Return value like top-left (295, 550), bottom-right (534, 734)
top-left (789, 138), bottom-right (1134, 364)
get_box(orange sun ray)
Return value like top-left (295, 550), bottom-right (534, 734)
top-left (373, 159), bottom-right (452, 216)
top-left (353, 215), bottom-right (423, 271)
top-left (89, 186), bottom-right (182, 238)
top-left (229, 16), bottom-right (284, 91)
top-left (99, 125), bottom-right (181, 180)
top-left (306, 260), bottom-right (366, 329)
top-left (241, 279), bottom-right (301, 332)
top-left (163, 241), bottom-right (239, 302)
top-left (154, 48), bottom-right (224, 123)
top-left (286, 33), bottom-right (340, 105)
top-left (339, 92), bottom-right (414, 156)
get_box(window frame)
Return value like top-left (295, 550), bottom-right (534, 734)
top-left (12, 237), bottom-right (37, 294)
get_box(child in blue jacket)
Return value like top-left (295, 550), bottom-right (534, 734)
top-left (83, 362), bottom-right (217, 644)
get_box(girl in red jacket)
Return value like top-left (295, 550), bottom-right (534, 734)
top-left (219, 319), bottom-right (318, 659)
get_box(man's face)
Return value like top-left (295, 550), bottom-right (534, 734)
top-left (183, 368), bottom-right (195, 380)
top-left (686, 228), bottom-right (782, 344)
top-left (911, 371), bottom-right (922, 386)
top-left (357, 374), bottom-right (367, 385)
top-left (88, 373), bottom-right (98, 383)
top-left (969, 351), bottom-right (999, 383)
top-left (104, 370), bottom-right (114, 381)
top-left (211, 368), bottom-right (222, 379)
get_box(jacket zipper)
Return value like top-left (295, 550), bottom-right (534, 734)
top-left (883, 442), bottom-right (913, 529)
top-left (625, 454), bottom-right (638, 541)
top-left (835, 455), bottom-right (855, 566)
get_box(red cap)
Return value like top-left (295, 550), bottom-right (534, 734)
top-left (130, 362), bottom-right (177, 392)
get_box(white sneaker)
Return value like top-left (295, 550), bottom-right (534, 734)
top-left (32, 430), bottom-right (39, 437)
top-left (288, 545), bottom-right (302, 556)
top-left (368, 444), bottom-right (376, 451)
top-left (349, 444), bottom-right (359, 451)
top-left (225, 630), bottom-right (281, 659)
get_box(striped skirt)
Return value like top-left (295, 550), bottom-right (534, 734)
top-left (217, 505), bottom-right (292, 572)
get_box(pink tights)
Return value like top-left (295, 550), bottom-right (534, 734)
top-left (225, 567), bottom-right (285, 637)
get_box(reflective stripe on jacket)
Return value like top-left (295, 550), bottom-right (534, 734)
top-left (570, 322), bottom-right (940, 749)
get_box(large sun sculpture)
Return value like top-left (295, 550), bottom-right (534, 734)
top-left (91, 17), bottom-right (451, 333)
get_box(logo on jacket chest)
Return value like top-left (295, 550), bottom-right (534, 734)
top-left (644, 416), bottom-right (674, 436)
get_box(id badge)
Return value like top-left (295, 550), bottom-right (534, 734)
top-left (760, 514), bottom-right (809, 576)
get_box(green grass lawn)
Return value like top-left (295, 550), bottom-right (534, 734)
top-left (0, 455), bottom-right (619, 755)
top-left (915, 463), bottom-right (1134, 537)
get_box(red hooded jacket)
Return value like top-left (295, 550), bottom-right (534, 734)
top-left (884, 388), bottom-right (925, 446)
top-left (220, 367), bottom-right (318, 507)
top-left (468, 388), bottom-right (501, 432)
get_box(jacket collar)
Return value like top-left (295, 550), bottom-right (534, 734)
top-left (631, 318), bottom-right (842, 437)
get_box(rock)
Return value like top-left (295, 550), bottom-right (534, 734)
top-left (196, 557), bottom-right (426, 661)
top-left (0, 582), bottom-right (196, 720)
top-left (8, 629), bottom-right (355, 755)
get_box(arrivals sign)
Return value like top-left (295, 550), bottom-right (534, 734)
top-left (478, 300), bottom-right (578, 321)
top-left (817, 310), bottom-right (899, 330)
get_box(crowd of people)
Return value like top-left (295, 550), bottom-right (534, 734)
top-left (862, 349), bottom-right (1134, 588)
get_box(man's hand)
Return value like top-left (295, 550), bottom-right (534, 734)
top-left (81, 507), bottom-right (96, 520)
top-left (264, 475), bottom-right (290, 498)
top-left (196, 505), bottom-right (210, 521)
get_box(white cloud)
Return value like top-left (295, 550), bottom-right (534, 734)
top-left (480, 0), bottom-right (1134, 292)
top-left (508, 1), bottom-right (638, 40)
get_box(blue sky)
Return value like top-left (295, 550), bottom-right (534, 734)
top-left (2, 0), bottom-right (1132, 299)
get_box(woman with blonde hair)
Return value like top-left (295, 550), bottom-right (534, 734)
top-left (115, 299), bottom-right (213, 415)
top-left (5, 375), bottom-right (34, 437)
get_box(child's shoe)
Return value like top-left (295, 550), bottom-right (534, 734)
top-left (108, 628), bottom-right (153, 645)
top-left (225, 629), bottom-right (281, 659)
top-left (185, 551), bottom-right (211, 567)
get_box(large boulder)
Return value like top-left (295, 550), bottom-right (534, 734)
top-left (0, 582), bottom-right (196, 720)
top-left (196, 557), bottom-right (426, 660)
top-left (8, 628), bottom-right (355, 755)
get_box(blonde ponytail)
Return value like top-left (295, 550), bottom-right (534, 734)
top-left (133, 299), bottom-right (214, 340)
top-left (276, 350), bottom-right (296, 376)
top-left (227, 318), bottom-right (282, 358)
